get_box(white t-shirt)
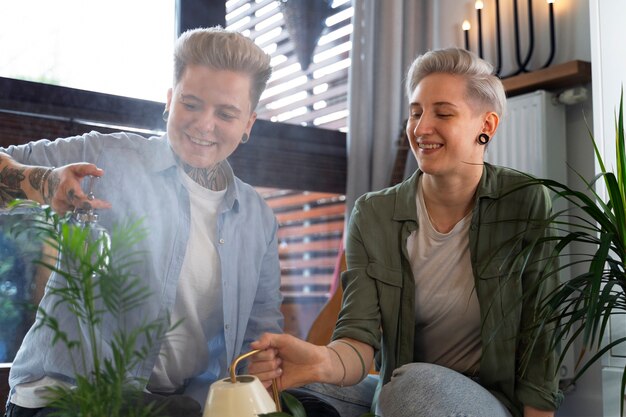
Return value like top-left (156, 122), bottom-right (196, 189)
top-left (147, 168), bottom-right (226, 393)
top-left (407, 177), bottom-right (482, 375)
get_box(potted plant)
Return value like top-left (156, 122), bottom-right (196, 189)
top-left (8, 203), bottom-right (175, 417)
top-left (513, 91), bottom-right (626, 413)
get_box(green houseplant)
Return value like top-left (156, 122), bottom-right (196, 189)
top-left (8, 202), bottom-right (175, 417)
top-left (514, 91), bottom-right (626, 413)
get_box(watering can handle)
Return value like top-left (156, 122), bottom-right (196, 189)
top-left (229, 349), bottom-right (282, 412)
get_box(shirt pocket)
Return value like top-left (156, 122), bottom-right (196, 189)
top-left (475, 251), bottom-right (524, 282)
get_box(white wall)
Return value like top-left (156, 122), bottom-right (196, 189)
top-left (590, 0), bottom-right (625, 178)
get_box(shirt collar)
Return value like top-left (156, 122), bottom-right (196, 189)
top-left (143, 134), bottom-right (178, 173)
top-left (392, 170), bottom-right (420, 222)
top-left (475, 162), bottom-right (501, 200)
top-left (391, 163), bottom-right (500, 222)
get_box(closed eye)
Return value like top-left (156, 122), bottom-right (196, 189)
top-left (218, 111), bottom-right (237, 121)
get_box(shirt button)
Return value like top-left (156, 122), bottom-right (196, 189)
top-left (224, 324), bottom-right (230, 330)
top-left (219, 238), bottom-right (225, 244)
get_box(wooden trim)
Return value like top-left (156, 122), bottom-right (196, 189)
top-left (502, 60), bottom-right (592, 97)
top-left (0, 77), bottom-right (166, 131)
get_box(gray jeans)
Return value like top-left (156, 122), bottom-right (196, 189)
top-left (302, 363), bottom-right (513, 417)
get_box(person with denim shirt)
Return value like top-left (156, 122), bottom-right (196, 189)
top-left (0, 27), bottom-right (283, 417)
top-left (249, 48), bottom-right (562, 417)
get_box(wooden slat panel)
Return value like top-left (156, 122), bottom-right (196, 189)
top-left (281, 274), bottom-right (336, 286)
top-left (279, 237), bottom-right (341, 255)
top-left (265, 192), bottom-right (342, 209)
top-left (280, 256), bottom-right (337, 270)
top-left (276, 203), bottom-right (345, 223)
top-left (277, 220), bottom-right (344, 239)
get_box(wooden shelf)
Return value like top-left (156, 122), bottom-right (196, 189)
top-left (502, 60), bottom-right (592, 97)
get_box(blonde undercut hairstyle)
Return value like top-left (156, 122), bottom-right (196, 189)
top-left (405, 47), bottom-right (506, 118)
top-left (173, 26), bottom-right (272, 112)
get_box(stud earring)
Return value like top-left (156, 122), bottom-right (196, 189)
top-left (241, 133), bottom-right (249, 144)
top-left (162, 109), bottom-right (169, 122)
top-left (477, 133), bottom-right (490, 145)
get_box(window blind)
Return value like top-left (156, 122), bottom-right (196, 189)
top-left (226, 0), bottom-right (353, 338)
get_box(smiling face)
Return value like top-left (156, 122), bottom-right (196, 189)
top-left (406, 73), bottom-right (498, 179)
top-left (165, 65), bottom-right (256, 169)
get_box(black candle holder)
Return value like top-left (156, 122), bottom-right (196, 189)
top-left (462, 0), bottom-right (557, 78)
top-left (463, 20), bottom-right (471, 50)
top-left (476, 1), bottom-right (484, 58)
top-left (542, 0), bottom-right (556, 68)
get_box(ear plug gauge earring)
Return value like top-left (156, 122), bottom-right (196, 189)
top-left (477, 133), bottom-right (490, 145)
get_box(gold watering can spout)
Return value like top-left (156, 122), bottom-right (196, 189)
top-left (229, 349), bottom-right (282, 412)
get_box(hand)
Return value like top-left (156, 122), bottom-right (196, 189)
top-left (249, 333), bottom-right (329, 391)
top-left (44, 163), bottom-right (111, 215)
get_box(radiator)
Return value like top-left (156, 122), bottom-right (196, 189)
top-left (486, 89), bottom-right (568, 183)
top-left (485, 90), bottom-right (576, 382)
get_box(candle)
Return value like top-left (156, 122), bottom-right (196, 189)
top-left (543, 0), bottom-right (556, 67)
top-left (462, 20), bottom-right (471, 51)
top-left (494, 0), bottom-right (502, 75)
top-left (475, 1), bottom-right (484, 58)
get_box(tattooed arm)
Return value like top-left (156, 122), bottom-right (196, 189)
top-left (0, 152), bottom-right (111, 214)
top-left (0, 152), bottom-right (48, 205)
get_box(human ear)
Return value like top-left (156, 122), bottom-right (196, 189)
top-left (165, 88), bottom-right (173, 110)
top-left (482, 111), bottom-right (499, 137)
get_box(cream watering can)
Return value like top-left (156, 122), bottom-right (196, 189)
top-left (203, 349), bottom-right (281, 416)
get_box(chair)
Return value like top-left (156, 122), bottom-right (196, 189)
top-left (305, 250), bottom-right (346, 346)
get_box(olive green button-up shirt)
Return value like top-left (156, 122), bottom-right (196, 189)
top-left (333, 164), bottom-right (562, 416)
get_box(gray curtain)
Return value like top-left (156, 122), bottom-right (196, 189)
top-left (345, 0), bottom-right (432, 219)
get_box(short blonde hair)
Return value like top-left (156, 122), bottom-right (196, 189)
top-left (173, 27), bottom-right (272, 111)
top-left (405, 48), bottom-right (506, 117)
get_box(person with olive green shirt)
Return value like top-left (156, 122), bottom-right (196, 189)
top-left (248, 48), bottom-right (562, 417)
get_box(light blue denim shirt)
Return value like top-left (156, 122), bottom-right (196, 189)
top-left (2, 131), bottom-right (283, 405)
